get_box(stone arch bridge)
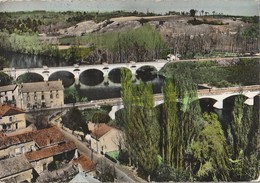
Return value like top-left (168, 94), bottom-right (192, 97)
top-left (107, 85), bottom-right (260, 119)
top-left (3, 60), bottom-right (168, 83)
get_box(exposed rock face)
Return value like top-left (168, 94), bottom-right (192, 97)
top-left (99, 20), bottom-right (141, 33)
top-left (58, 20), bottom-right (108, 36)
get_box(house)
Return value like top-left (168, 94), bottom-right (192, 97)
top-left (0, 125), bottom-right (78, 181)
top-left (0, 80), bottom-right (65, 110)
top-left (87, 122), bottom-right (124, 154)
top-left (25, 141), bottom-right (77, 174)
top-left (0, 84), bottom-right (18, 105)
top-left (0, 125), bottom-right (65, 159)
top-left (0, 104), bottom-right (26, 132)
top-left (0, 131), bottom-right (35, 159)
top-left (167, 54), bottom-right (180, 61)
top-left (0, 155), bottom-right (33, 183)
top-left (73, 154), bottom-right (96, 175)
top-left (16, 80), bottom-right (64, 110)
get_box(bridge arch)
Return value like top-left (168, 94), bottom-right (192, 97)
top-left (48, 71), bottom-right (75, 88)
top-left (108, 67), bottom-right (132, 84)
top-left (136, 65), bottom-right (158, 82)
top-left (79, 69), bottom-right (104, 86)
top-left (16, 72), bottom-right (44, 83)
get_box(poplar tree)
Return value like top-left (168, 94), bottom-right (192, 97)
top-left (161, 78), bottom-right (180, 167)
top-left (121, 69), bottom-right (159, 181)
top-left (191, 113), bottom-right (230, 181)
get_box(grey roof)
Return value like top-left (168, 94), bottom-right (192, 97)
top-left (0, 155), bottom-right (32, 178)
top-left (70, 172), bottom-right (100, 183)
top-left (20, 80), bottom-right (64, 93)
top-left (0, 85), bottom-right (17, 93)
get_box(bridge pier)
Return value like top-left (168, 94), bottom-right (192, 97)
top-left (213, 100), bottom-right (223, 109)
top-left (244, 98), bottom-right (254, 106)
top-left (103, 75), bottom-right (109, 86)
top-left (244, 92), bottom-right (259, 106)
top-left (109, 105), bottom-right (124, 120)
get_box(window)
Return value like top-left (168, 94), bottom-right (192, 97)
top-left (12, 95), bottom-right (15, 101)
top-left (41, 95), bottom-right (45, 100)
top-left (50, 94), bottom-right (53, 99)
top-left (43, 163), bottom-right (47, 171)
top-left (27, 93), bottom-right (30, 101)
top-left (56, 93), bottom-right (59, 99)
top-left (9, 117), bottom-right (12, 122)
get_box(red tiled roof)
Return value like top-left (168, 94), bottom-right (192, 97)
top-left (88, 123), bottom-right (113, 139)
top-left (0, 132), bottom-right (34, 150)
top-left (0, 126), bottom-right (65, 150)
top-left (25, 141), bottom-right (76, 161)
top-left (74, 154), bottom-right (95, 172)
top-left (32, 126), bottom-right (65, 148)
top-left (0, 104), bottom-right (24, 117)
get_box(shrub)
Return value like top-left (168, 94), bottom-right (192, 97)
top-left (92, 111), bottom-right (111, 123)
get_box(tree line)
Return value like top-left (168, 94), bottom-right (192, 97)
top-left (119, 67), bottom-right (259, 181)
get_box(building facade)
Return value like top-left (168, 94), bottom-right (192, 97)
top-left (16, 80), bottom-right (64, 110)
top-left (87, 122), bottom-right (124, 154)
top-left (0, 104), bottom-right (26, 132)
top-left (0, 84), bottom-right (18, 105)
top-left (0, 80), bottom-right (64, 110)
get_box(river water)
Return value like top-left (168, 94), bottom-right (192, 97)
top-left (0, 0), bottom-right (258, 16)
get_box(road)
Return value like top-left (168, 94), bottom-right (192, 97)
top-left (60, 127), bottom-right (145, 182)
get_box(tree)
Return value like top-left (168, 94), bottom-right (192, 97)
top-left (31, 111), bottom-right (51, 129)
top-left (190, 9), bottom-right (196, 17)
top-left (228, 95), bottom-right (259, 181)
top-left (62, 107), bottom-right (89, 135)
top-left (230, 95), bottom-right (251, 158)
top-left (153, 164), bottom-right (190, 182)
top-left (0, 56), bottom-right (8, 70)
top-left (121, 69), bottom-right (159, 181)
top-left (161, 78), bottom-right (180, 167)
top-left (201, 10), bottom-right (204, 16)
top-left (191, 113), bottom-right (231, 181)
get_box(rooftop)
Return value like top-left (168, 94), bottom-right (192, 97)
top-left (0, 85), bottom-right (17, 93)
top-left (19, 80), bottom-right (64, 93)
top-left (0, 125), bottom-right (65, 150)
top-left (88, 122), bottom-right (113, 139)
top-left (25, 141), bottom-right (76, 161)
top-left (69, 172), bottom-right (100, 183)
top-left (0, 104), bottom-right (25, 117)
top-left (0, 155), bottom-right (32, 179)
top-left (73, 154), bottom-right (95, 172)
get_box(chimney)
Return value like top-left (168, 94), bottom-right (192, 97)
top-left (46, 138), bottom-right (51, 145)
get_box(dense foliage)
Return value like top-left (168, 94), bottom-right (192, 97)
top-left (62, 107), bottom-right (89, 135)
top-left (120, 63), bottom-right (259, 181)
top-left (160, 58), bottom-right (260, 87)
top-left (60, 24), bottom-right (167, 63)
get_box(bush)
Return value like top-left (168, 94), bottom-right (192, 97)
top-left (152, 164), bottom-right (190, 182)
top-left (92, 111), bottom-right (111, 123)
top-left (118, 150), bottom-right (129, 165)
